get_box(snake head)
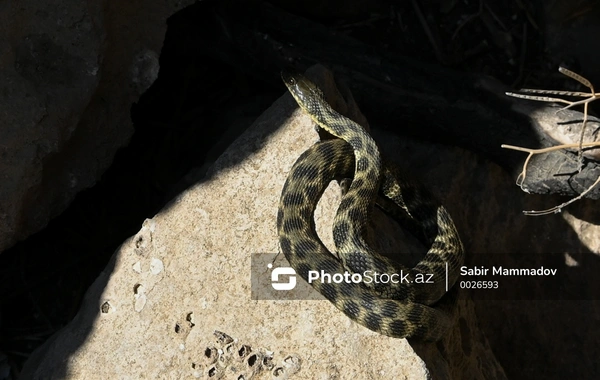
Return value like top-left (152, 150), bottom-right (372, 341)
top-left (281, 69), bottom-right (325, 108)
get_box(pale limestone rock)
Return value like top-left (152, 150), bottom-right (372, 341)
top-left (20, 66), bottom-right (507, 379)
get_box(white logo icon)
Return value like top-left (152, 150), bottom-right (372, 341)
top-left (269, 263), bottom-right (296, 290)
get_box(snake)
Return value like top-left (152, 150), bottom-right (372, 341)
top-left (277, 70), bottom-right (465, 341)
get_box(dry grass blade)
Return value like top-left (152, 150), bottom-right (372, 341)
top-left (505, 92), bottom-right (581, 105)
top-left (560, 66), bottom-right (593, 89)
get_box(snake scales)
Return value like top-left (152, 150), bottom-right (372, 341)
top-left (277, 70), bottom-right (465, 341)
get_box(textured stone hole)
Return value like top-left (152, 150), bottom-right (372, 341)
top-left (273, 367), bottom-right (284, 377)
top-left (174, 323), bottom-right (181, 333)
top-left (133, 283), bottom-right (143, 294)
top-left (208, 366), bottom-right (217, 377)
top-left (203, 347), bottom-right (218, 366)
top-left (262, 355), bottom-right (273, 369)
top-left (237, 375), bottom-right (245, 380)
top-left (247, 354), bottom-right (257, 367)
top-left (283, 355), bottom-right (299, 365)
top-left (135, 235), bottom-right (144, 248)
top-left (282, 354), bottom-right (301, 374)
top-left (214, 330), bottom-right (234, 345)
top-left (100, 301), bottom-right (111, 313)
top-left (186, 312), bottom-right (195, 328)
top-left (238, 345), bottom-right (251, 358)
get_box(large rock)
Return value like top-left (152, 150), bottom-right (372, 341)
top-left (19, 67), bottom-right (507, 379)
top-left (0, 0), bottom-right (194, 252)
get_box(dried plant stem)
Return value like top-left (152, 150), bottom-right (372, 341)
top-left (521, 175), bottom-right (600, 216)
top-left (502, 141), bottom-right (600, 187)
top-left (503, 66), bottom-right (600, 215)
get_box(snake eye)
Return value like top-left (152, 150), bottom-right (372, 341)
top-left (281, 70), bottom-right (298, 86)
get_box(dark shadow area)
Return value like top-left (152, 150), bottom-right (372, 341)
top-left (375, 127), bottom-right (600, 379)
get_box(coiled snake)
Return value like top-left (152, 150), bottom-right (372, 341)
top-left (277, 70), bottom-right (464, 341)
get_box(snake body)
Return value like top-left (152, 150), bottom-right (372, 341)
top-left (277, 71), bottom-right (464, 341)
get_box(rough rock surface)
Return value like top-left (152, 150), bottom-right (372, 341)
top-left (0, 0), bottom-right (194, 252)
top-left (20, 68), bottom-right (508, 379)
